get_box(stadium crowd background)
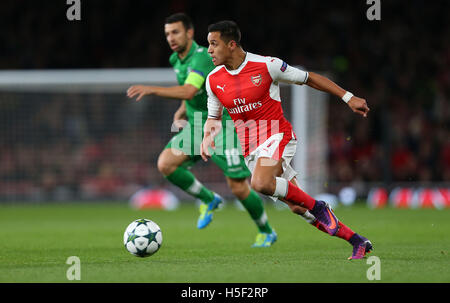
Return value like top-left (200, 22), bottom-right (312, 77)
top-left (0, 1), bottom-right (448, 201)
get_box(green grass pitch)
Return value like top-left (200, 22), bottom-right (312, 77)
top-left (0, 201), bottom-right (449, 283)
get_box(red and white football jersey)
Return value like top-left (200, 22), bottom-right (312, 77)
top-left (206, 52), bottom-right (309, 158)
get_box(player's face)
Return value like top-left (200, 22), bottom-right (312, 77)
top-left (164, 21), bottom-right (190, 54)
top-left (207, 32), bottom-right (232, 66)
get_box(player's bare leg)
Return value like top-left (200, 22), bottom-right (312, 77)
top-left (225, 177), bottom-right (250, 200)
top-left (157, 148), bottom-right (190, 176)
top-left (158, 148), bottom-right (222, 229)
top-left (226, 177), bottom-right (277, 247)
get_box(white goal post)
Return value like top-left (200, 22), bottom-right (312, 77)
top-left (291, 82), bottom-right (328, 196)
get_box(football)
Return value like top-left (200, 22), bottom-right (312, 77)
top-left (123, 219), bottom-right (163, 257)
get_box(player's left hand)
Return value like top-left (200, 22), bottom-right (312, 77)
top-left (127, 85), bottom-right (154, 101)
top-left (348, 96), bottom-right (370, 118)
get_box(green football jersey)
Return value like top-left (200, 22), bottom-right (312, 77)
top-left (169, 41), bottom-right (231, 124)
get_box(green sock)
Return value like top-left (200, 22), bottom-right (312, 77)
top-left (240, 189), bottom-right (273, 234)
top-left (165, 167), bottom-right (215, 203)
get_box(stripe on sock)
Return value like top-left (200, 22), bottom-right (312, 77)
top-left (301, 210), bottom-right (316, 224)
top-left (186, 179), bottom-right (202, 195)
top-left (255, 211), bottom-right (268, 227)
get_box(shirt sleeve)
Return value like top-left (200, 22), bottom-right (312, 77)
top-left (205, 74), bottom-right (223, 119)
top-left (266, 57), bottom-right (309, 85)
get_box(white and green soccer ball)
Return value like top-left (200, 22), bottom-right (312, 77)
top-left (123, 219), bottom-right (162, 257)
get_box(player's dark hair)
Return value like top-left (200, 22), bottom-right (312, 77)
top-left (208, 20), bottom-right (241, 46)
top-left (165, 13), bottom-right (194, 31)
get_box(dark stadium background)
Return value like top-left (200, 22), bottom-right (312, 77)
top-left (0, 0), bottom-right (448, 203)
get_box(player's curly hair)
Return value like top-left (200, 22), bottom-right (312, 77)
top-left (165, 13), bottom-right (194, 31)
top-left (208, 20), bottom-right (241, 46)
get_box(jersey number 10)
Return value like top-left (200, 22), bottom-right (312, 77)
top-left (225, 149), bottom-right (241, 166)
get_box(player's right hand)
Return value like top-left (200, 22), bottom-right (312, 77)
top-left (127, 85), bottom-right (154, 101)
top-left (173, 108), bottom-right (187, 130)
top-left (172, 119), bottom-right (188, 131)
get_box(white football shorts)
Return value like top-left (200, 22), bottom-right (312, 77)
top-left (244, 133), bottom-right (299, 201)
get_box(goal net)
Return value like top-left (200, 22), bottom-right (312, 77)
top-left (0, 68), bottom-right (328, 202)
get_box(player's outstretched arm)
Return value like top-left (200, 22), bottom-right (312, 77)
top-left (127, 84), bottom-right (198, 101)
top-left (306, 72), bottom-right (370, 118)
top-left (173, 101), bottom-right (188, 130)
top-left (200, 118), bottom-right (222, 162)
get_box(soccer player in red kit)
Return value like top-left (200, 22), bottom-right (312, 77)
top-left (200, 20), bottom-right (372, 260)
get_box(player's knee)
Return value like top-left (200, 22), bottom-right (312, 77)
top-left (157, 155), bottom-right (175, 176)
top-left (228, 180), bottom-right (249, 200)
top-left (250, 177), bottom-right (275, 195)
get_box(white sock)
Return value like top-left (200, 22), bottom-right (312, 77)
top-left (273, 177), bottom-right (288, 198)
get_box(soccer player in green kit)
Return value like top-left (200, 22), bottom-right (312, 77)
top-left (127, 13), bottom-right (277, 247)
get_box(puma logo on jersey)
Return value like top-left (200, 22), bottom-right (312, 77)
top-left (217, 84), bottom-right (226, 92)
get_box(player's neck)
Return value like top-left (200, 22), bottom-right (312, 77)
top-left (178, 40), bottom-right (193, 60)
top-left (225, 48), bottom-right (246, 70)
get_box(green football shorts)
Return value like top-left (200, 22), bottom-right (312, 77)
top-left (164, 122), bottom-right (250, 179)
